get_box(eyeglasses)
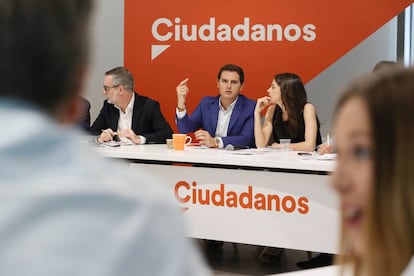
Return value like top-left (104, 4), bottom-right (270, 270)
top-left (103, 85), bottom-right (120, 93)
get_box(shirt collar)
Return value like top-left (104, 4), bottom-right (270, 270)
top-left (218, 96), bottom-right (238, 112)
top-left (125, 93), bottom-right (135, 114)
top-left (115, 92), bottom-right (135, 114)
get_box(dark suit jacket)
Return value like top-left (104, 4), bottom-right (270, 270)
top-left (90, 93), bottom-right (172, 144)
top-left (176, 94), bottom-right (255, 148)
top-left (77, 97), bottom-right (90, 131)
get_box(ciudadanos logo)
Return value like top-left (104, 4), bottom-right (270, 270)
top-left (125, 0), bottom-right (411, 115)
top-left (150, 17), bottom-right (317, 60)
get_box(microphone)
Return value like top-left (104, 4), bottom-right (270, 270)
top-left (225, 144), bottom-right (250, 151)
top-left (225, 144), bottom-right (235, 151)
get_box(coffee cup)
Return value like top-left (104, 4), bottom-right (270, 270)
top-left (172, 134), bottom-right (192, 150)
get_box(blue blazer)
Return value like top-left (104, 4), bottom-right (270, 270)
top-left (176, 94), bottom-right (256, 148)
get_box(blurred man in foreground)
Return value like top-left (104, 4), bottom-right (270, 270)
top-left (0, 0), bottom-right (210, 275)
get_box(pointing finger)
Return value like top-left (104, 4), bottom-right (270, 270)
top-left (178, 78), bottom-right (189, 87)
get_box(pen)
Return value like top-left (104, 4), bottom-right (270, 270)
top-left (101, 129), bottom-right (120, 141)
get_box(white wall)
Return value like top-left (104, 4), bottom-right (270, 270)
top-left (82, 0), bottom-right (124, 122)
top-left (83, 1), bottom-right (398, 137)
top-left (306, 18), bottom-right (398, 137)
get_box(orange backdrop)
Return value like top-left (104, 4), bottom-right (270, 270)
top-left (125, 0), bottom-right (412, 132)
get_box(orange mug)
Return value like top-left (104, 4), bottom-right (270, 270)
top-left (172, 134), bottom-right (192, 150)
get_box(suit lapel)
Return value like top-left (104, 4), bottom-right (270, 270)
top-left (227, 96), bottom-right (243, 134)
top-left (209, 97), bottom-right (219, 135)
top-left (131, 93), bottom-right (141, 131)
top-left (109, 103), bottom-right (120, 131)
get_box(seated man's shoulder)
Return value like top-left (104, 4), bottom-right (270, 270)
top-left (80, 97), bottom-right (91, 109)
top-left (238, 94), bottom-right (256, 108)
top-left (135, 93), bottom-right (160, 106)
top-left (199, 95), bottom-right (218, 104)
top-left (102, 99), bottom-right (115, 109)
top-left (239, 94), bottom-right (255, 102)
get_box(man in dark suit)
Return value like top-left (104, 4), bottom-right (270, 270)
top-left (90, 67), bottom-right (172, 144)
top-left (175, 64), bottom-right (255, 148)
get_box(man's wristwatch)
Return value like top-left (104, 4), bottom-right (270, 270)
top-left (213, 137), bottom-right (220, 148)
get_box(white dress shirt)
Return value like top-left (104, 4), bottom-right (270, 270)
top-left (115, 93), bottom-right (146, 144)
top-left (215, 97), bottom-right (237, 138)
top-left (176, 96), bottom-right (238, 148)
top-left (116, 93), bottom-right (134, 132)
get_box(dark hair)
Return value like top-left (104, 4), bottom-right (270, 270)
top-left (217, 64), bottom-right (245, 85)
top-left (105, 67), bottom-right (135, 92)
top-left (372, 60), bottom-right (399, 73)
top-left (274, 73), bottom-right (310, 139)
top-left (0, 0), bottom-right (93, 112)
top-left (334, 68), bottom-right (414, 275)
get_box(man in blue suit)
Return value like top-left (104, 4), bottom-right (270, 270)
top-left (175, 64), bottom-right (255, 148)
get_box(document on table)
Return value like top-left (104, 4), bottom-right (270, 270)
top-left (100, 140), bottom-right (134, 147)
top-left (226, 148), bottom-right (270, 155)
top-left (227, 149), bottom-right (255, 155)
top-left (315, 153), bottom-right (337, 160)
top-left (185, 143), bottom-right (209, 149)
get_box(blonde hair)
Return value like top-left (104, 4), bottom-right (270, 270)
top-left (334, 68), bottom-right (414, 275)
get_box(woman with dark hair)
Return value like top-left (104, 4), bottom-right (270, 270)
top-left (254, 73), bottom-right (322, 151)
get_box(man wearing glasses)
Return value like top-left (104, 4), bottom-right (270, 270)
top-left (90, 66), bottom-right (172, 144)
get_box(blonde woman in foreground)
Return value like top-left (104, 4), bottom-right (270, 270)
top-left (331, 68), bottom-right (414, 275)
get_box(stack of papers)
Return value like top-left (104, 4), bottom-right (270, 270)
top-left (100, 140), bottom-right (134, 147)
top-left (315, 153), bottom-right (337, 160)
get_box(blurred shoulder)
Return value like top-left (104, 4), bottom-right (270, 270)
top-left (134, 93), bottom-right (160, 106)
top-left (200, 95), bottom-right (219, 105)
top-left (238, 94), bottom-right (256, 107)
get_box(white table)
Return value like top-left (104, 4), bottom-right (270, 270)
top-left (95, 144), bottom-right (339, 254)
top-left (273, 265), bottom-right (340, 275)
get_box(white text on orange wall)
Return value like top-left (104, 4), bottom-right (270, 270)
top-left (152, 17), bottom-right (316, 42)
